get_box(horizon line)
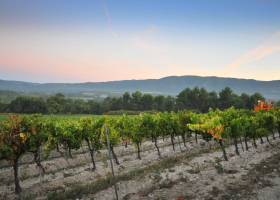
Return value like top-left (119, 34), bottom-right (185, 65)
top-left (1, 74), bottom-right (280, 84)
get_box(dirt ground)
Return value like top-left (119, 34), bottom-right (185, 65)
top-left (0, 135), bottom-right (280, 200)
top-left (92, 137), bottom-right (280, 200)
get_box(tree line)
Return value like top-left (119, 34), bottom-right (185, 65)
top-left (0, 87), bottom-right (279, 114)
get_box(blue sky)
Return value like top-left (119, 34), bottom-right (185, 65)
top-left (0, 0), bottom-right (279, 82)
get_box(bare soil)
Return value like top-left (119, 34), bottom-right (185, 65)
top-left (92, 137), bottom-right (280, 200)
top-left (0, 136), bottom-right (280, 200)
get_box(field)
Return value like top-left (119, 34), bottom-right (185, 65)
top-left (1, 134), bottom-right (280, 199)
top-left (0, 109), bottom-right (280, 199)
top-left (1, 1), bottom-right (279, 199)
top-left (0, 114), bottom-right (8, 121)
top-left (0, 113), bottom-right (122, 121)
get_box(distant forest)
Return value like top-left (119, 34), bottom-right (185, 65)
top-left (0, 87), bottom-right (279, 114)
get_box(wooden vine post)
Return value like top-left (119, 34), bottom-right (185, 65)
top-left (105, 126), bottom-right (119, 200)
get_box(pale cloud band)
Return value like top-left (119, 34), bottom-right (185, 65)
top-left (228, 31), bottom-right (280, 69)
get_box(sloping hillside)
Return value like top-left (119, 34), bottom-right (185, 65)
top-left (0, 76), bottom-right (279, 99)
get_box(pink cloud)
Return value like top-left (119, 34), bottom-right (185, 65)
top-left (0, 51), bottom-right (164, 82)
top-left (228, 31), bottom-right (280, 68)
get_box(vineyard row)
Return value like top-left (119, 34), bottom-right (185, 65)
top-left (0, 107), bottom-right (280, 194)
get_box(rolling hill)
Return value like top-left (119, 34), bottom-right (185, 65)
top-left (0, 76), bottom-right (279, 99)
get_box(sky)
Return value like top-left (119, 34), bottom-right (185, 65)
top-left (0, 0), bottom-right (279, 83)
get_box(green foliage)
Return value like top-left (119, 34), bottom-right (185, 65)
top-left (275, 109), bottom-right (280, 133)
top-left (101, 117), bottom-right (120, 147)
top-left (9, 96), bottom-right (47, 114)
top-left (139, 114), bottom-right (157, 140)
top-left (255, 111), bottom-right (276, 136)
top-left (1, 108), bottom-right (280, 195)
top-left (0, 86), bottom-right (269, 115)
top-left (23, 115), bottom-right (48, 152)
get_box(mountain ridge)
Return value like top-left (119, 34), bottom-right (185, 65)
top-left (0, 75), bottom-right (279, 99)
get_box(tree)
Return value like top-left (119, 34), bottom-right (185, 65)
top-left (9, 96), bottom-right (47, 114)
top-left (208, 91), bottom-right (218, 109)
top-left (176, 88), bottom-right (193, 110)
top-left (240, 93), bottom-right (251, 109)
top-left (198, 88), bottom-right (210, 112)
top-left (122, 92), bottom-right (131, 110)
top-left (131, 91), bottom-right (142, 110)
top-left (71, 99), bottom-right (89, 114)
top-left (88, 100), bottom-right (103, 114)
top-left (46, 93), bottom-right (67, 114)
top-left (249, 93), bottom-right (265, 109)
top-left (154, 95), bottom-right (165, 111)
top-left (177, 87), bottom-right (210, 112)
top-left (110, 98), bottom-right (123, 111)
top-left (232, 94), bottom-right (244, 109)
top-left (165, 96), bottom-right (176, 112)
top-left (0, 98), bottom-right (8, 112)
top-left (101, 97), bottom-right (113, 113)
top-left (141, 94), bottom-right (154, 110)
top-left (219, 87), bottom-right (234, 110)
